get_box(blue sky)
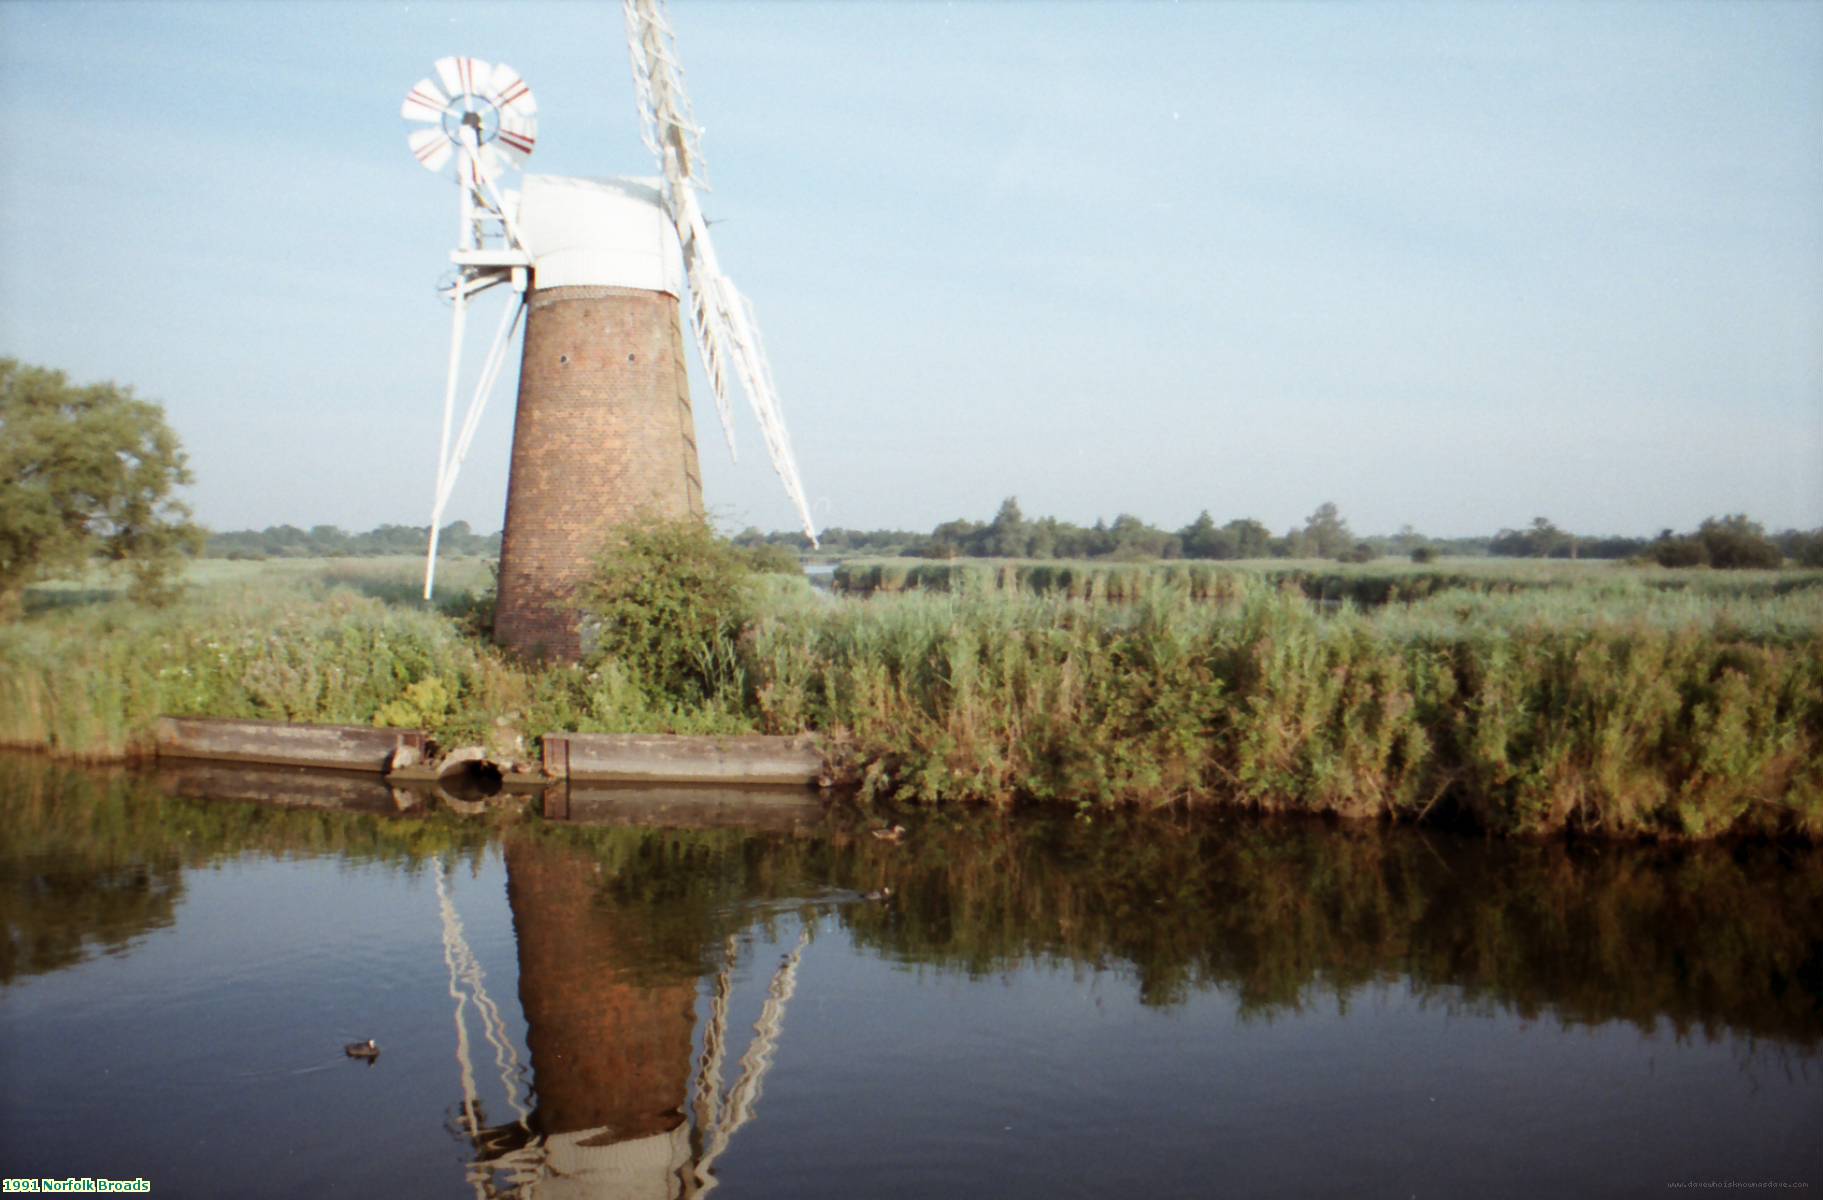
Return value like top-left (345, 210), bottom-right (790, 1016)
top-left (2, 1), bottom-right (1819, 539)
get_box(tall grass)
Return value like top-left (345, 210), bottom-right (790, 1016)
top-left (1, 568), bottom-right (508, 757)
top-left (6, 556), bottom-right (1820, 839)
top-left (833, 556), bottom-right (1823, 608)
top-left (742, 578), bottom-right (1823, 838)
top-left (0, 557), bottom-right (768, 758)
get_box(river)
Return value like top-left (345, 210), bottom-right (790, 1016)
top-left (1, 755), bottom-right (1818, 1196)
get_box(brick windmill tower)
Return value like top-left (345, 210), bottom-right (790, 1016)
top-left (401, 0), bottom-right (817, 660)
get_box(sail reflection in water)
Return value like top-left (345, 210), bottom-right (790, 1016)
top-left (451, 834), bottom-right (813, 1198)
top-left (2, 754), bottom-right (1819, 1197)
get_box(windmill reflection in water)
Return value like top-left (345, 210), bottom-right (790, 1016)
top-left (437, 851), bottom-right (811, 1199)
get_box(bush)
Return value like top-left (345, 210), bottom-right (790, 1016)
top-left (740, 542), bottom-right (803, 575)
top-left (576, 516), bottom-right (756, 702)
top-left (1651, 536), bottom-right (1708, 568)
top-left (1651, 516), bottom-right (1784, 570)
top-left (1410, 546), bottom-right (1438, 564)
top-left (1700, 515), bottom-right (1782, 569)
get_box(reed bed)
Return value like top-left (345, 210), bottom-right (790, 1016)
top-left (832, 556), bottom-right (1823, 608)
top-left (0, 557), bottom-right (768, 758)
top-left (1, 569), bottom-right (508, 757)
top-left (744, 579), bottom-right (1823, 838)
top-left (6, 557), bottom-right (1820, 839)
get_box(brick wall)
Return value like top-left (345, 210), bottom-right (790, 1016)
top-left (495, 285), bottom-right (705, 661)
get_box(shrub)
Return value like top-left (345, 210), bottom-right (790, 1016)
top-left (1651, 536), bottom-right (1708, 568)
top-left (1699, 515), bottom-right (1783, 569)
top-left (1651, 516), bottom-right (1784, 570)
top-left (740, 542), bottom-right (803, 575)
top-left (576, 516), bottom-right (756, 702)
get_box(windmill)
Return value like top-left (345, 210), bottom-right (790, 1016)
top-left (401, 0), bottom-right (817, 660)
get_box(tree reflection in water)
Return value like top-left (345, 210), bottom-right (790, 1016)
top-left (446, 810), bottom-right (1823, 1195)
top-left (486, 810), bottom-right (1823, 1044)
top-left (3, 754), bottom-right (1819, 1197)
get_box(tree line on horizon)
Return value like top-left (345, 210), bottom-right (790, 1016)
top-left (733, 499), bottom-right (1823, 569)
top-left (203, 521), bottom-right (501, 560)
top-left (197, 502), bottom-right (1823, 569)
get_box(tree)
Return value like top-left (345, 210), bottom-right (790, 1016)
top-left (1650, 528), bottom-right (1707, 568)
top-left (1179, 511), bottom-right (1221, 558)
top-left (1302, 502), bottom-right (1354, 559)
top-left (925, 517), bottom-right (984, 559)
top-left (984, 496), bottom-right (1031, 558)
top-left (308, 524), bottom-right (349, 554)
top-left (1178, 511), bottom-right (1271, 560)
top-left (0, 359), bottom-right (202, 613)
top-left (1107, 513), bottom-right (1176, 560)
top-left (1027, 518), bottom-right (1059, 560)
top-left (1775, 527), bottom-right (1823, 567)
top-left (1223, 518), bottom-right (1273, 559)
top-left (1696, 514), bottom-right (1782, 569)
top-left (1648, 515), bottom-right (1783, 570)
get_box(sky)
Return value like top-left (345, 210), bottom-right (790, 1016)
top-left (2, 1), bottom-right (1819, 541)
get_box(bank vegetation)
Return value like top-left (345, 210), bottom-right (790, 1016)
top-left (4, 538), bottom-right (1821, 842)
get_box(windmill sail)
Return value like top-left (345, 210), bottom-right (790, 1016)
top-left (624, 0), bottom-right (819, 546)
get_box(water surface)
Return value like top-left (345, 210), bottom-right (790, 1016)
top-left (1, 756), bottom-right (1818, 1196)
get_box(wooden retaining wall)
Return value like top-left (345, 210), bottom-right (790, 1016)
top-left (542, 733), bottom-right (823, 787)
top-left (153, 719), bottom-right (826, 796)
top-left (152, 717), bottom-right (426, 773)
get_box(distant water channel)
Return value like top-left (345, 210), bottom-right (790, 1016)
top-left (2, 754), bottom-right (1819, 1197)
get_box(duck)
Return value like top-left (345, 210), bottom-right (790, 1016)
top-left (344, 1039), bottom-right (381, 1061)
top-left (869, 824), bottom-right (906, 844)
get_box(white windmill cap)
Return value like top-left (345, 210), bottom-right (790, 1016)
top-left (515, 175), bottom-right (684, 297)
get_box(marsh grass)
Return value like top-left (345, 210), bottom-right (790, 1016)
top-left (744, 577), bottom-right (1823, 838)
top-left (6, 555), bottom-right (1819, 839)
top-left (1, 556), bottom-right (773, 758)
top-left (2, 567), bottom-right (507, 756)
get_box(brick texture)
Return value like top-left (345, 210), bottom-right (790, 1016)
top-left (495, 285), bottom-right (704, 661)
top-left (504, 835), bottom-right (696, 1141)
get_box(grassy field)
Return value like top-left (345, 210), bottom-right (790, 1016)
top-left (5, 554), bottom-right (1820, 839)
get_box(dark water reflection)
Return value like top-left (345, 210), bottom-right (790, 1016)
top-left (1, 754), bottom-right (1818, 1196)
